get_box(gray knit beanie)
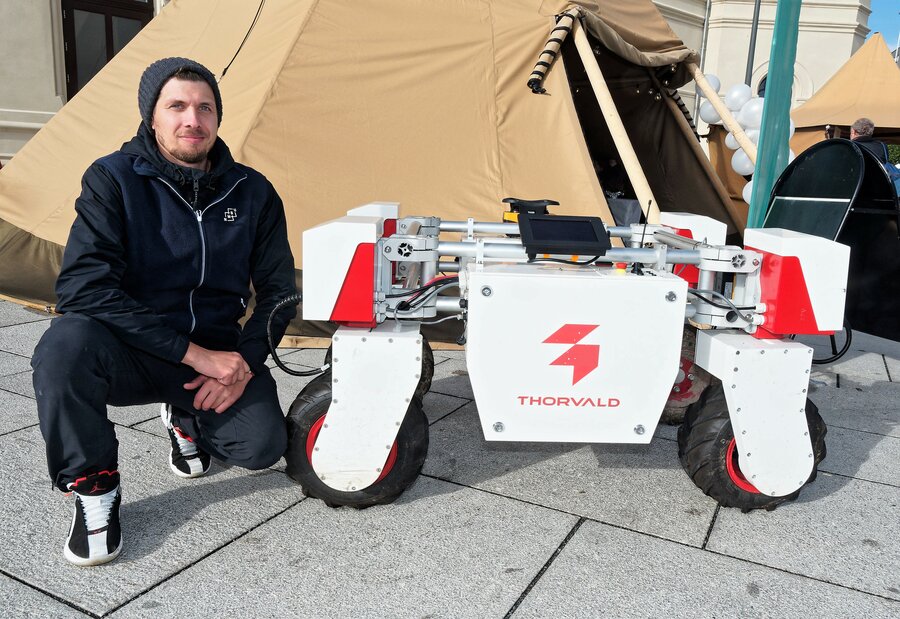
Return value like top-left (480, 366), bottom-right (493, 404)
top-left (138, 57), bottom-right (222, 129)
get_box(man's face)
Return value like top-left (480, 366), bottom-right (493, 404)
top-left (151, 78), bottom-right (218, 170)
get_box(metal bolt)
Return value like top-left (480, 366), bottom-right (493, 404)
top-left (395, 421), bottom-right (401, 426)
top-left (320, 475), bottom-right (326, 480)
top-left (746, 453), bottom-right (751, 457)
top-left (351, 487), bottom-right (357, 491)
top-left (805, 369), bottom-right (810, 374)
top-left (415, 373), bottom-right (420, 379)
top-left (634, 425), bottom-right (646, 435)
top-left (405, 398), bottom-right (410, 403)
top-left (332, 399), bottom-right (338, 404)
top-left (333, 336), bottom-right (339, 342)
top-left (323, 423), bottom-right (329, 428)
top-left (314, 446), bottom-right (319, 451)
top-left (760, 350), bottom-right (765, 355)
top-left (687, 373), bottom-right (695, 380)
top-left (673, 386), bottom-right (681, 393)
top-left (800, 408), bottom-right (805, 412)
top-left (493, 422), bottom-right (505, 432)
top-left (737, 407), bottom-right (741, 412)
top-left (733, 367), bottom-right (739, 372)
top-left (802, 389), bottom-right (806, 393)
top-left (752, 474), bottom-right (757, 479)
top-left (388, 338), bottom-right (393, 343)
top-left (665, 291), bottom-right (677, 302)
top-left (416, 356), bottom-right (421, 361)
top-left (333, 358), bottom-right (338, 363)
top-left (742, 430), bottom-right (746, 435)
top-left (376, 467), bottom-right (382, 472)
top-left (736, 351), bottom-right (741, 356)
top-left (809, 453), bottom-right (813, 458)
top-left (361, 337), bottom-right (366, 342)
top-left (731, 384), bottom-right (736, 389)
top-left (784, 350), bottom-right (788, 354)
top-left (385, 246), bottom-right (392, 253)
top-left (804, 431), bottom-right (809, 436)
top-left (752, 259), bottom-right (760, 266)
top-left (333, 378), bottom-right (338, 383)
top-left (481, 286), bottom-right (493, 297)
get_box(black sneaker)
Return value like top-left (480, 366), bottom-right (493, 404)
top-left (64, 470), bottom-right (122, 566)
top-left (160, 404), bottom-right (211, 478)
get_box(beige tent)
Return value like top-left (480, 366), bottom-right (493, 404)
top-left (791, 33), bottom-right (900, 152)
top-left (0, 0), bottom-right (737, 313)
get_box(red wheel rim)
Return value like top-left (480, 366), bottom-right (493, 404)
top-left (306, 414), bottom-right (398, 485)
top-left (726, 438), bottom-right (760, 494)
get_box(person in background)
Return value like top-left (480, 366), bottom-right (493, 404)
top-left (850, 117), bottom-right (889, 164)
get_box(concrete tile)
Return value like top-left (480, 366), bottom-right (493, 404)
top-left (0, 369), bottom-right (35, 398)
top-left (819, 427), bottom-right (899, 487)
top-left (886, 356), bottom-right (899, 383)
top-left (0, 300), bottom-right (53, 328)
top-left (848, 330), bottom-right (900, 359)
top-left (269, 365), bottom-right (318, 412)
top-left (653, 421), bottom-right (678, 441)
top-left (0, 388), bottom-right (38, 435)
top-left (814, 383), bottom-right (899, 438)
top-left (422, 390), bottom-right (469, 424)
top-left (515, 520), bottom-right (900, 619)
top-left (429, 355), bottom-right (474, 399)
top-left (424, 403), bottom-right (716, 546)
top-left (0, 425), bottom-right (301, 616)
top-left (707, 473), bottom-right (900, 600)
top-left (266, 346), bottom-right (328, 370)
top-left (0, 350), bottom-right (32, 378)
top-left (823, 351), bottom-right (890, 386)
top-left (0, 319), bottom-right (51, 358)
top-left (0, 573), bottom-right (91, 618)
top-left (109, 477), bottom-right (578, 619)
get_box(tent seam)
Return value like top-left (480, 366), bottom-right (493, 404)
top-left (486, 0), bottom-right (505, 203)
top-left (229, 0), bottom-right (322, 156)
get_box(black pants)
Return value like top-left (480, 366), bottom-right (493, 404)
top-left (32, 313), bottom-right (287, 491)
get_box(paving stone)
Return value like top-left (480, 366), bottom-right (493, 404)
top-left (270, 364), bottom-right (318, 411)
top-left (821, 351), bottom-right (890, 387)
top-left (514, 519), bottom-right (900, 619)
top-left (422, 390), bottom-right (469, 424)
top-left (0, 425), bottom-right (302, 616)
top-left (814, 383), bottom-right (899, 438)
top-left (424, 403), bottom-right (716, 546)
top-left (708, 473), bottom-right (900, 600)
top-left (0, 350), bottom-right (32, 378)
top-left (0, 301), bottom-right (53, 328)
top-left (429, 355), bottom-right (474, 399)
top-left (820, 427), bottom-right (900, 487)
top-left (266, 346), bottom-right (328, 370)
top-left (0, 369), bottom-right (35, 398)
top-left (848, 331), bottom-right (900, 359)
top-left (0, 320), bottom-right (51, 358)
top-left (109, 477), bottom-right (577, 619)
top-left (0, 573), bottom-right (91, 618)
top-left (0, 388), bottom-right (38, 435)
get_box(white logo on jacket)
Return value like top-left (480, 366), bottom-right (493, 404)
top-left (224, 208), bottom-right (237, 222)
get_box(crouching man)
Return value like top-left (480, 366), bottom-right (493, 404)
top-left (32, 58), bottom-right (297, 566)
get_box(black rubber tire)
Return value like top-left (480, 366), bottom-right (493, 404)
top-left (284, 373), bottom-right (429, 508)
top-left (677, 381), bottom-right (826, 511)
top-left (323, 334), bottom-right (434, 401)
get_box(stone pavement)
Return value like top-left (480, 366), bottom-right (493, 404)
top-left (0, 299), bottom-right (896, 618)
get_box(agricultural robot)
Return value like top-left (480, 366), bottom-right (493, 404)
top-left (274, 200), bottom-right (848, 512)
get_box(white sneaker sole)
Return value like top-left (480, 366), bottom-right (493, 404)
top-left (63, 539), bottom-right (122, 567)
top-left (169, 455), bottom-right (209, 479)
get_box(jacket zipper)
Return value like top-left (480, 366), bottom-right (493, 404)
top-left (155, 175), bottom-right (247, 333)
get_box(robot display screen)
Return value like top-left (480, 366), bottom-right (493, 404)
top-left (517, 214), bottom-right (611, 259)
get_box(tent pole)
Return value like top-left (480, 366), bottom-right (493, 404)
top-left (572, 20), bottom-right (661, 223)
top-left (686, 62), bottom-right (758, 164)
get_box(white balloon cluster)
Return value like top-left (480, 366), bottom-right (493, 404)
top-left (697, 76), bottom-right (796, 203)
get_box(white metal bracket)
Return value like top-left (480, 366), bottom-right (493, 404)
top-left (310, 323), bottom-right (422, 491)
top-left (694, 330), bottom-right (815, 497)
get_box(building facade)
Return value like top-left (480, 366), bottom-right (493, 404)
top-left (0, 0), bottom-right (873, 165)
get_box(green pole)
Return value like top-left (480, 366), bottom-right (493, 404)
top-left (746, 0), bottom-right (802, 229)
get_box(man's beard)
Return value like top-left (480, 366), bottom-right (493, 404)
top-left (169, 145), bottom-right (209, 164)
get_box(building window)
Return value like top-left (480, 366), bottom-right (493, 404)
top-left (61, 0), bottom-right (153, 100)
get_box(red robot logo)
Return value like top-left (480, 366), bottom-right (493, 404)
top-left (543, 324), bottom-right (600, 385)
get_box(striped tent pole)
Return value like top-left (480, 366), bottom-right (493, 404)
top-left (527, 8), bottom-right (580, 94)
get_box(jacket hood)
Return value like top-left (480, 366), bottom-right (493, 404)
top-left (122, 123), bottom-right (236, 187)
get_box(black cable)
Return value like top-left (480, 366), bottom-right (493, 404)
top-left (385, 277), bottom-right (459, 299)
top-left (528, 256), bottom-right (599, 266)
top-left (266, 293), bottom-right (327, 377)
top-left (220, 0), bottom-right (266, 80)
top-left (688, 289), bottom-right (755, 324)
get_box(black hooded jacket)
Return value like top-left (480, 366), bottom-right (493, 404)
top-left (55, 124), bottom-right (297, 374)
